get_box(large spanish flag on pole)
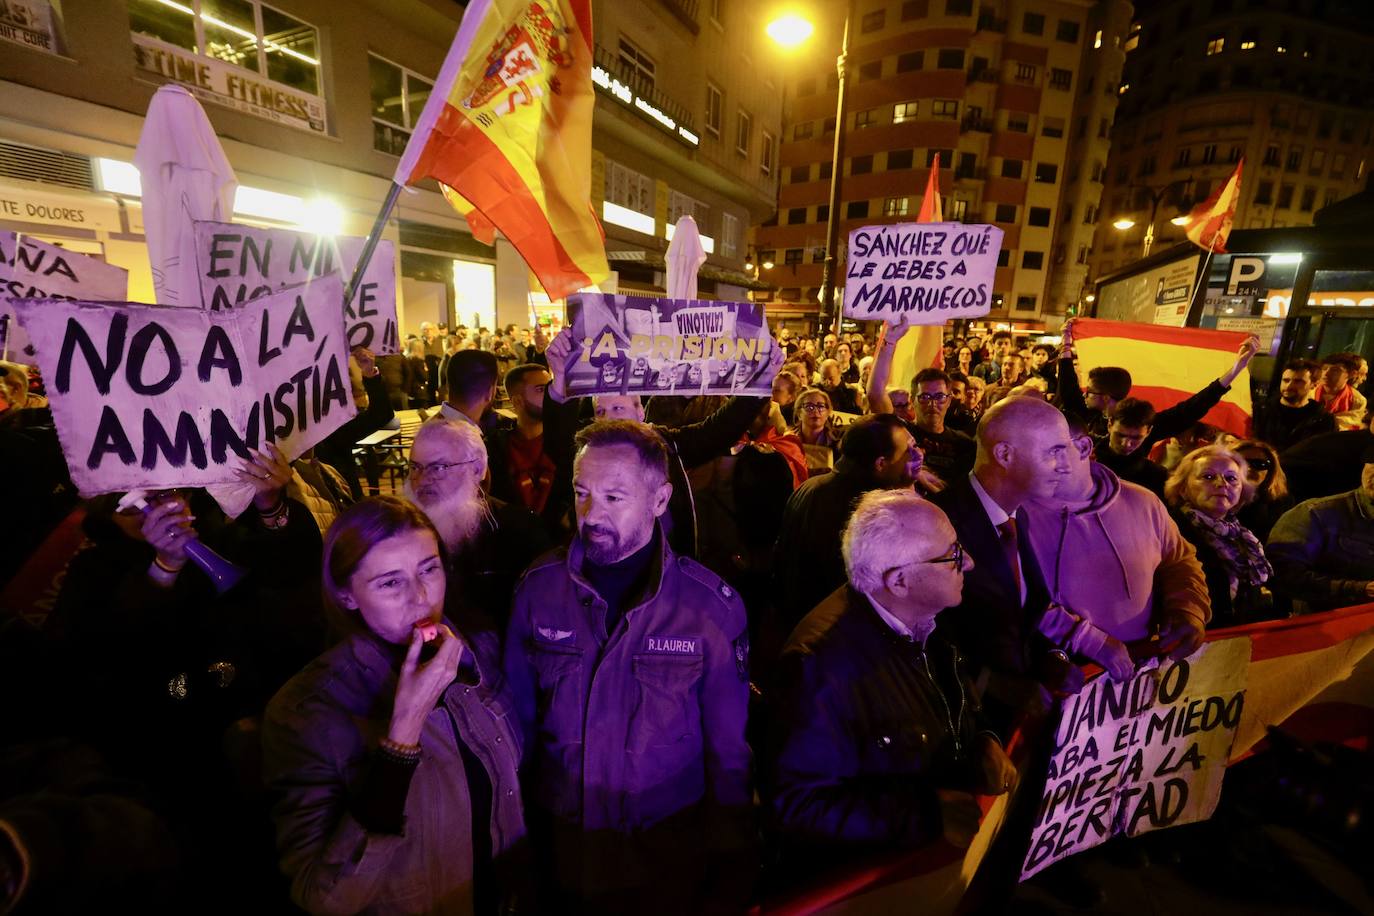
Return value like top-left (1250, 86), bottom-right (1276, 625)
top-left (395, 0), bottom-right (609, 299)
top-left (1182, 159), bottom-right (1242, 254)
top-left (882, 155), bottom-right (946, 381)
top-left (1071, 318), bottom-right (1253, 435)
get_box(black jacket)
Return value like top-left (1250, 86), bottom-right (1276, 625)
top-left (764, 586), bottom-right (984, 866)
top-left (1057, 357), bottom-right (1229, 449)
top-left (1279, 428), bottom-right (1371, 502)
top-left (928, 476), bottom-right (1052, 679)
top-left (1094, 442), bottom-right (1168, 498)
top-left (1256, 401), bottom-right (1338, 453)
top-left (771, 459), bottom-right (882, 636)
top-left (1169, 507), bottom-right (1273, 626)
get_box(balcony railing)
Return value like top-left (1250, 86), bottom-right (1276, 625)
top-left (654, 0), bottom-right (700, 34)
top-left (593, 44), bottom-right (698, 139)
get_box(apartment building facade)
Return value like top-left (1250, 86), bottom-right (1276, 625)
top-left (1089, 0), bottom-right (1373, 284)
top-left (754, 0), bottom-right (1128, 331)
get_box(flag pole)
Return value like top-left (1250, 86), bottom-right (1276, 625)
top-left (1187, 234), bottom-right (1219, 318)
top-left (343, 182), bottom-right (403, 310)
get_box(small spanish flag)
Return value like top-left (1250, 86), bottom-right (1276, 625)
top-left (884, 154), bottom-right (946, 377)
top-left (395, 0), bottom-right (609, 299)
top-left (1182, 159), bottom-right (1242, 254)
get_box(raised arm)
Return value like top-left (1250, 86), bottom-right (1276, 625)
top-left (866, 317), bottom-right (911, 415)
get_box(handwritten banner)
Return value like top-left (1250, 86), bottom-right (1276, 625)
top-left (563, 293), bottom-right (776, 397)
top-left (192, 220), bottom-right (399, 355)
top-left (0, 232), bottom-right (128, 363)
top-left (1021, 637), bottom-right (1251, 880)
top-left (11, 275), bottom-right (356, 496)
top-left (843, 222), bottom-right (1002, 323)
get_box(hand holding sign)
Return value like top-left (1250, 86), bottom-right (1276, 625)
top-left (1156, 611), bottom-right (1206, 661)
top-left (545, 328), bottom-right (574, 403)
top-left (975, 735), bottom-right (1018, 796)
top-left (233, 442), bottom-right (293, 513)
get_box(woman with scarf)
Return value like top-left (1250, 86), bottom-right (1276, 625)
top-left (1314, 353), bottom-right (1368, 430)
top-left (1164, 445), bottom-right (1276, 624)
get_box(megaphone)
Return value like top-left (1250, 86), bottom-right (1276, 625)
top-left (118, 491), bottom-right (248, 595)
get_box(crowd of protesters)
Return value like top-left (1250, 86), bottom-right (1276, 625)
top-left (1, 313), bottom-right (1373, 914)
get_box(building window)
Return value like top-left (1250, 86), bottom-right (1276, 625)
top-left (997, 249), bottom-right (1010, 267)
top-left (787, 207), bottom-right (807, 224)
top-left (897, 50), bottom-right (924, 72)
top-left (1007, 112), bottom-right (1030, 133)
top-left (854, 108), bottom-right (876, 129)
top-left (793, 121), bottom-right (814, 141)
top-left (893, 101), bottom-right (918, 123)
top-left (760, 132), bottom-right (775, 175)
top-left (1093, 29), bottom-right (1103, 49)
top-left (932, 99), bottom-right (959, 120)
top-left (130, 0), bottom-right (324, 96)
top-left (1028, 206), bottom-right (1051, 226)
top-left (903, 1), bottom-right (929, 21)
top-left (1174, 148), bottom-right (1191, 168)
top-left (1015, 295), bottom-right (1038, 311)
top-left (1014, 62), bottom-right (1037, 84)
top-left (1001, 159), bottom-right (1024, 179)
top-left (1022, 12), bottom-right (1045, 35)
top-left (788, 165), bottom-right (808, 183)
top-left (816, 204), bottom-right (829, 221)
top-left (1049, 68), bottom-right (1072, 90)
top-left (883, 197), bottom-right (910, 217)
top-left (736, 110), bottom-right (752, 156)
top-left (1254, 180), bottom-right (1273, 204)
top-left (955, 152), bottom-right (978, 177)
top-left (1227, 145), bottom-right (1242, 164)
top-left (819, 161), bottom-right (833, 180)
top-left (927, 148), bottom-right (953, 167)
top-left (995, 203), bottom-right (1017, 223)
top-left (1332, 153), bottom-right (1347, 179)
top-left (606, 160), bottom-right (655, 215)
top-left (1206, 35), bottom-right (1224, 56)
top-left (720, 212), bottom-right (740, 257)
top-left (1091, 161), bottom-right (1105, 182)
top-left (1034, 163), bottom-right (1058, 183)
top-left (1277, 183), bottom-right (1294, 208)
top-left (846, 200), bottom-right (870, 219)
top-left (784, 248), bottom-right (804, 266)
top-left (667, 190), bottom-right (709, 232)
top-left (822, 116), bottom-right (836, 134)
top-left (1076, 245), bottom-right (1090, 264)
top-left (368, 54), bottom-right (433, 156)
top-left (851, 154), bottom-right (874, 175)
top-left (811, 247), bottom-right (827, 262)
top-left (888, 149), bottom-right (915, 170)
top-left (1240, 30), bottom-right (1257, 51)
top-left (1300, 187), bottom-right (1316, 211)
top-left (1021, 251), bottom-right (1044, 270)
top-left (1082, 204), bottom-right (1097, 224)
top-left (937, 49), bottom-right (965, 69)
top-left (1285, 146), bottom-right (1302, 172)
top-left (1138, 155), bottom-right (1155, 176)
top-left (1200, 144), bottom-right (1217, 165)
top-left (1042, 116), bottom-right (1065, 138)
top-left (948, 198), bottom-right (968, 220)
top-left (859, 60), bottom-right (882, 82)
top-left (1263, 144), bottom-right (1280, 167)
top-left (945, 0), bottom-right (972, 13)
top-left (619, 37), bottom-right (656, 86)
top-left (861, 9), bottom-right (885, 32)
top-left (705, 83), bottom-right (723, 136)
top-left (1056, 19), bottom-right (1080, 43)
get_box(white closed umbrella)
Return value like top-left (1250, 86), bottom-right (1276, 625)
top-left (665, 215), bottom-right (707, 300)
top-left (133, 85), bottom-right (238, 306)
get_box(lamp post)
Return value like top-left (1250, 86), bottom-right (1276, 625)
top-left (1111, 177), bottom-right (1194, 258)
top-left (767, 0), bottom-right (859, 337)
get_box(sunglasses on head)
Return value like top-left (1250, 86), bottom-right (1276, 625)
top-left (1246, 458), bottom-right (1274, 471)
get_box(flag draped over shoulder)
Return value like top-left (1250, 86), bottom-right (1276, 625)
top-left (1071, 318), bottom-right (1252, 436)
top-left (1183, 159), bottom-right (1242, 254)
top-left (395, 0), bottom-right (609, 299)
top-left (885, 155), bottom-right (946, 381)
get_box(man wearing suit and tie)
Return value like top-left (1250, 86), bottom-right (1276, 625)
top-left (929, 396), bottom-right (1081, 731)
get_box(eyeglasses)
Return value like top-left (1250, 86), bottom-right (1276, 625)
top-left (799, 402), bottom-right (830, 413)
top-left (1197, 471), bottom-right (1241, 486)
top-left (916, 392), bottom-right (949, 403)
top-left (888, 541), bottom-right (967, 577)
top-left (408, 459), bottom-right (477, 478)
top-left (1245, 458), bottom-right (1274, 471)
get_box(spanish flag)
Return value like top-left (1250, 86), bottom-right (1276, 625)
top-left (1182, 159), bottom-right (1242, 254)
top-left (1071, 318), bottom-right (1253, 435)
top-left (395, 0), bottom-right (609, 299)
top-left (882, 155), bottom-right (946, 380)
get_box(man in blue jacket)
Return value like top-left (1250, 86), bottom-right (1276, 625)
top-left (504, 420), bottom-right (753, 913)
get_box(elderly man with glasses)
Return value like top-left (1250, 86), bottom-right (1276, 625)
top-left (405, 417), bottom-right (549, 630)
top-left (763, 489), bottom-right (1015, 874)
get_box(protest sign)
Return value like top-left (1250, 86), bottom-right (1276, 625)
top-left (1021, 637), bottom-right (1251, 880)
top-left (192, 220), bottom-right (399, 355)
top-left (12, 275), bottom-right (356, 496)
top-left (843, 222), bottom-right (1002, 323)
top-left (563, 293), bottom-right (777, 397)
top-left (0, 232), bottom-right (128, 363)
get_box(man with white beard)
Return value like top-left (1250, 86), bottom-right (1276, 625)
top-left (405, 418), bottom-right (550, 630)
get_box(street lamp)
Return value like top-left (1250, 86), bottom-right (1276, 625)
top-left (766, 0), bottom-right (859, 337)
top-left (1110, 178), bottom-right (1194, 258)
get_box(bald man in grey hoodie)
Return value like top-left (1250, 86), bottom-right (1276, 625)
top-left (1020, 418), bottom-right (1212, 680)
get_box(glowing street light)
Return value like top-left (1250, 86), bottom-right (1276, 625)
top-left (1170, 215), bottom-right (1190, 226)
top-left (766, 13), bottom-right (814, 48)
top-left (1112, 217), bottom-right (1136, 230)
